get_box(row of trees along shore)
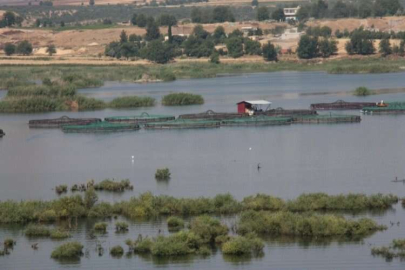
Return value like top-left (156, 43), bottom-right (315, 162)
top-left (105, 25), bottom-right (278, 64)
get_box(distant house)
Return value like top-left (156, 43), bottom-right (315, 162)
top-left (283, 6), bottom-right (300, 21)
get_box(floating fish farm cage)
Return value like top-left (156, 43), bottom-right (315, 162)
top-left (29, 116), bottom-right (102, 128)
top-left (62, 122), bottom-right (140, 133)
top-left (362, 102), bottom-right (405, 114)
top-left (293, 114), bottom-right (361, 124)
top-left (221, 116), bottom-right (293, 126)
top-left (310, 100), bottom-right (377, 110)
top-left (178, 110), bottom-right (247, 120)
top-left (258, 108), bottom-right (317, 117)
top-left (105, 112), bottom-right (175, 124)
top-left (144, 119), bottom-right (221, 129)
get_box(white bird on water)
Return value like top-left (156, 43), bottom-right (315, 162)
top-left (131, 156), bottom-right (134, 159)
top-left (249, 147), bottom-right (252, 151)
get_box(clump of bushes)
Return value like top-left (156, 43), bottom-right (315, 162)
top-left (94, 222), bottom-right (108, 233)
top-left (25, 225), bottom-right (51, 237)
top-left (162, 93), bottom-right (204, 106)
top-left (3, 239), bottom-right (14, 248)
top-left (242, 194), bottom-right (285, 211)
top-left (371, 239), bottom-right (405, 260)
top-left (108, 96), bottom-right (156, 108)
top-left (50, 229), bottom-right (70, 239)
top-left (51, 241), bottom-right (83, 260)
top-left (155, 168), bottom-right (171, 180)
top-left (151, 231), bottom-right (203, 256)
top-left (55, 185), bottom-right (68, 195)
top-left (236, 210), bottom-right (386, 237)
top-left (93, 179), bottom-right (133, 192)
top-left (126, 235), bottom-right (153, 253)
top-left (286, 193), bottom-right (399, 212)
top-left (221, 234), bottom-right (264, 255)
top-left (353, 86), bottom-right (372, 96)
top-left (110, 245), bottom-right (124, 257)
top-left (115, 221), bottom-right (129, 233)
top-left (189, 216), bottom-right (228, 244)
top-left (167, 216), bottom-right (185, 230)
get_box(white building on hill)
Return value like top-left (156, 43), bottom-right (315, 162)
top-left (284, 6), bottom-right (300, 21)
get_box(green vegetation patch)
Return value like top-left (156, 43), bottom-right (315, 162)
top-left (221, 234), bottom-right (264, 255)
top-left (371, 239), bottom-right (405, 260)
top-left (155, 168), bottom-right (171, 180)
top-left (110, 245), bottom-right (124, 257)
top-left (353, 86), bottom-right (372, 96)
top-left (51, 241), bottom-right (83, 260)
top-left (237, 210), bottom-right (386, 237)
top-left (162, 93), bottom-right (204, 106)
top-left (109, 96), bottom-right (156, 108)
top-left (167, 216), bottom-right (185, 230)
top-left (115, 221), bottom-right (129, 233)
top-left (25, 225), bottom-right (51, 237)
top-left (50, 229), bottom-right (70, 239)
top-left (93, 179), bottom-right (133, 192)
top-left (93, 222), bottom-right (108, 233)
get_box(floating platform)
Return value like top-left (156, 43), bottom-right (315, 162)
top-left (144, 119), bottom-right (220, 129)
top-left (310, 100), bottom-right (377, 110)
top-left (178, 110), bottom-right (247, 120)
top-left (257, 108), bottom-right (317, 117)
top-left (62, 122), bottom-right (140, 133)
top-left (362, 102), bottom-right (405, 114)
top-left (0, 129), bottom-right (4, 138)
top-left (221, 116), bottom-right (292, 126)
top-left (29, 116), bottom-right (101, 128)
top-left (293, 114), bottom-right (361, 124)
top-left (105, 112), bottom-right (175, 124)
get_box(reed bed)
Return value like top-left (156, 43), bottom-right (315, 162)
top-left (371, 239), bottom-right (405, 260)
top-left (162, 93), bottom-right (204, 106)
top-left (0, 193), bottom-right (398, 224)
top-left (51, 241), bottom-right (83, 260)
top-left (236, 210), bottom-right (386, 237)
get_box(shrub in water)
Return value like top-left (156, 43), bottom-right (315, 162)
top-left (353, 86), bottom-right (372, 96)
top-left (50, 229), bottom-right (70, 239)
top-left (189, 216), bottom-right (228, 244)
top-left (25, 225), bottom-right (51, 237)
top-left (110, 245), bottom-right (124, 257)
top-left (221, 235), bottom-right (264, 255)
top-left (133, 236), bottom-right (153, 254)
top-left (162, 93), bottom-right (204, 106)
top-left (167, 216), bottom-right (185, 230)
top-left (242, 194), bottom-right (285, 211)
top-left (55, 185), bottom-right (68, 195)
top-left (94, 222), bottom-right (108, 233)
top-left (155, 168), bottom-right (171, 180)
top-left (237, 210), bottom-right (386, 237)
top-left (93, 179), bottom-right (132, 192)
top-left (3, 238), bottom-right (14, 248)
top-left (115, 221), bottom-right (129, 233)
top-left (151, 231), bottom-right (203, 256)
top-left (51, 241), bottom-right (83, 259)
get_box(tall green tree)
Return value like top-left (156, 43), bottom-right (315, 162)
top-left (297, 34), bottom-right (319, 59)
top-left (379, 38), bottom-right (392, 56)
top-left (271, 8), bottom-right (285, 21)
top-left (226, 37), bottom-right (244, 58)
top-left (318, 38), bottom-right (337, 57)
top-left (89, 0), bottom-right (95, 6)
top-left (145, 21), bottom-right (161, 41)
top-left (136, 14), bottom-right (147, 27)
top-left (251, 0), bottom-right (258, 7)
top-left (212, 6), bottom-right (235, 22)
top-left (331, 1), bottom-right (349, 18)
top-left (46, 44), bottom-right (56, 56)
top-left (3, 11), bottom-right (16, 27)
top-left (16, 40), bottom-right (33, 55)
top-left (4, 43), bottom-right (16, 56)
top-left (257, 7), bottom-right (269, 21)
top-left (131, 14), bottom-right (137, 25)
top-left (262, 42), bottom-right (278, 61)
top-left (213, 26), bottom-right (226, 44)
top-left (120, 30), bottom-right (128, 43)
top-left (143, 40), bottom-right (174, 64)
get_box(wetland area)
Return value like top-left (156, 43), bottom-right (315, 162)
top-left (1, 71), bottom-right (405, 269)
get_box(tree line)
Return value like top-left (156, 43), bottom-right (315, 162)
top-left (0, 11), bottom-right (23, 28)
top-left (296, 0), bottom-right (403, 21)
top-left (105, 24), bottom-right (278, 64)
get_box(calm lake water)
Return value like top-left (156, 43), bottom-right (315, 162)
top-left (1, 71), bottom-right (405, 269)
